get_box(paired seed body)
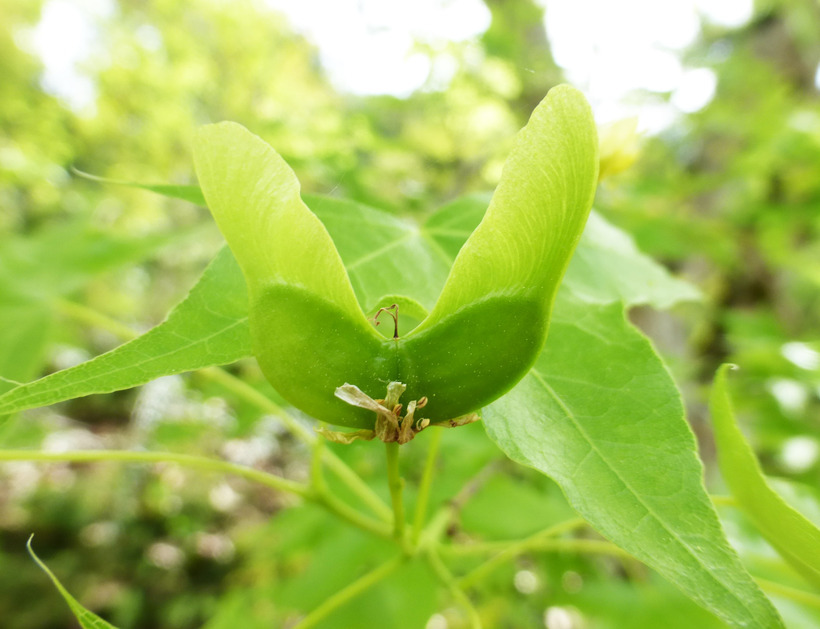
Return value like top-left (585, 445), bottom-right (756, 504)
top-left (194, 85), bottom-right (598, 429)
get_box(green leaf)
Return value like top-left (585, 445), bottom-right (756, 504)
top-left (0, 220), bottom-right (175, 302)
top-left (0, 248), bottom-right (249, 416)
top-left (710, 364), bottom-right (820, 589)
top-left (483, 296), bottom-right (784, 629)
top-left (305, 195), bottom-right (450, 313)
top-left (73, 169), bottom-right (206, 206)
top-left (564, 211), bottom-right (701, 307)
top-left (27, 537), bottom-right (119, 629)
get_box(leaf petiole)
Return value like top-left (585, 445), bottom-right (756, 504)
top-left (425, 548), bottom-right (482, 629)
top-left (385, 441), bottom-right (409, 552)
top-left (291, 554), bottom-right (407, 629)
top-left (458, 517), bottom-right (587, 589)
top-left (412, 427), bottom-right (443, 544)
top-left (0, 449), bottom-right (310, 497)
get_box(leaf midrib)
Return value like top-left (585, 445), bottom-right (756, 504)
top-left (529, 368), bottom-right (760, 622)
top-left (0, 317), bottom-right (249, 414)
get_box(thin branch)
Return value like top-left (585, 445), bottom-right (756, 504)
top-left (385, 441), bottom-right (407, 548)
top-left (313, 490), bottom-right (392, 540)
top-left (458, 518), bottom-right (587, 589)
top-left (292, 555), bottom-right (406, 629)
top-left (425, 548), bottom-right (482, 629)
top-left (443, 537), bottom-right (631, 559)
top-left (412, 427), bottom-right (442, 544)
top-left (0, 449), bottom-right (309, 497)
top-left (418, 461), bottom-right (498, 549)
top-left (756, 577), bottom-right (820, 610)
top-left (54, 297), bottom-right (138, 340)
top-left (308, 439), bottom-right (391, 540)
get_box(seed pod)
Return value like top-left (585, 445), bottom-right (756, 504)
top-left (193, 85), bottom-right (598, 428)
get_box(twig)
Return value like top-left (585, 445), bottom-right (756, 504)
top-left (755, 577), bottom-right (820, 609)
top-left (425, 548), bottom-right (482, 629)
top-left (458, 517), bottom-right (587, 589)
top-left (292, 555), bottom-right (406, 629)
top-left (443, 537), bottom-right (631, 559)
top-left (419, 461), bottom-right (498, 548)
top-left (0, 449), bottom-right (309, 497)
top-left (385, 441), bottom-right (408, 549)
top-left (412, 427), bottom-right (442, 544)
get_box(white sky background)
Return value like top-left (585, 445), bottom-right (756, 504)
top-left (23, 0), bottom-right (780, 133)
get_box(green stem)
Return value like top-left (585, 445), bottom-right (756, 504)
top-left (308, 438), bottom-right (390, 540)
top-left (426, 549), bottom-right (482, 629)
top-left (419, 507), bottom-right (453, 550)
top-left (458, 517), bottom-right (587, 589)
top-left (200, 367), bottom-right (391, 521)
top-left (443, 538), bottom-right (631, 559)
top-left (2, 449), bottom-right (392, 540)
top-left (412, 427), bottom-right (442, 544)
top-left (0, 449), bottom-right (309, 497)
top-left (54, 298), bottom-right (138, 340)
top-left (54, 298), bottom-right (392, 524)
top-left (419, 461), bottom-right (497, 550)
top-left (385, 442), bottom-right (406, 546)
top-left (310, 435), bottom-right (326, 491)
top-left (322, 452), bottom-right (392, 523)
top-left (755, 577), bottom-right (820, 609)
top-left (314, 490), bottom-right (392, 540)
top-left (292, 555), bottom-right (406, 629)
top-left (710, 494), bottom-right (737, 508)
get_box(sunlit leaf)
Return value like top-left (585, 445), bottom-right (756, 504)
top-left (0, 248), bottom-right (249, 416)
top-left (73, 169), bottom-right (206, 206)
top-left (307, 195), bottom-right (449, 312)
top-left (710, 364), bottom-right (820, 589)
top-left (483, 296), bottom-right (784, 629)
top-left (564, 211), bottom-right (701, 307)
top-left (0, 220), bottom-right (176, 302)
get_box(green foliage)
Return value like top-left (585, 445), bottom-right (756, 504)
top-left (2, 171), bottom-right (783, 627)
top-left (484, 297), bottom-right (782, 628)
top-left (193, 86), bottom-right (598, 427)
top-left (0, 189), bottom-right (699, 422)
top-left (0, 248), bottom-right (249, 417)
top-left (710, 364), bottom-right (820, 589)
top-left (28, 537), bottom-right (118, 629)
top-left (2, 1), bottom-right (818, 627)
top-left (0, 217), bottom-right (179, 399)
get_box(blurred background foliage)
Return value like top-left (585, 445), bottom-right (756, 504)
top-left (0, 0), bottom-right (819, 627)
